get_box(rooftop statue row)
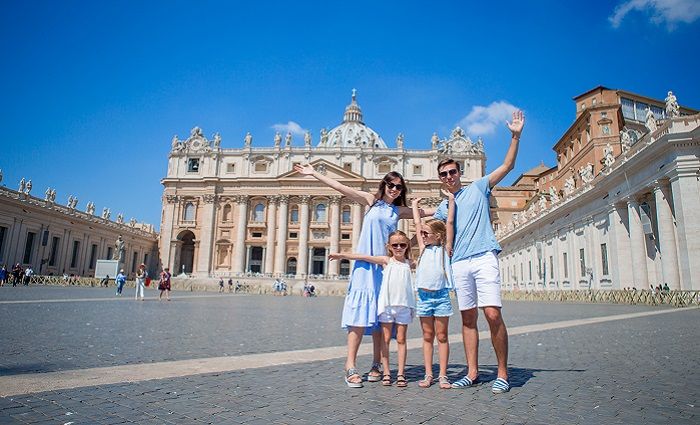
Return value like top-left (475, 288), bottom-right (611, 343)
top-left (170, 125), bottom-right (485, 155)
top-left (7, 177), bottom-right (154, 234)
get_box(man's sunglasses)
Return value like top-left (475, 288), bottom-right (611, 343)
top-left (386, 182), bottom-right (403, 191)
top-left (391, 243), bottom-right (408, 249)
top-left (439, 168), bottom-right (459, 178)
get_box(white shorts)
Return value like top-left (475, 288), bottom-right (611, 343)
top-left (452, 251), bottom-right (501, 310)
top-left (378, 306), bottom-right (414, 324)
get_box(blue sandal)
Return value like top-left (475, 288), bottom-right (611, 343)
top-left (344, 368), bottom-right (363, 388)
top-left (491, 377), bottom-right (510, 394)
top-left (451, 375), bottom-right (478, 388)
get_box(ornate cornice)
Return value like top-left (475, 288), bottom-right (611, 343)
top-left (203, 194), bottom-right (217, 204)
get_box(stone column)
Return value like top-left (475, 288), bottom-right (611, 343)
top-left (627, 197), bottom-right (649, 289)
top-left (296, 195), bottom-right (311, 278)
top-left (670, 173), bottom-right (700, 289)
top-left (264, 196), bottom-right (278, 275)
top-left (161, 195), bottom-right (178, 270)
top-left (274, 196), bottom-right (289, 276)
top-left (608, 202), bottom-right (632, 289)
top-left (653, 181), bottom-right (680, 290)
top-left (233, 195), bottom-right (249, 274)
top-left (196, 194), bottom-right (217, 276)
top-left (328, 196), bottom-right (341, 277)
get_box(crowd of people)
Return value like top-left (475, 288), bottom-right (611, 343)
top-left (0, 264), bottom-right (34, 286)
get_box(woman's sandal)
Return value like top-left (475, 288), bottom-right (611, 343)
top-left (344, 368), bottom-right (363, 388)
top-left (418, 375), bottom-right (433, 388)
top-left (367, 363), bottom-right (382, 382)
top-left (396, 374), bottom-right (408, 388)
top-left (381, 374), bottom-right (392, 386)
top-left (438, 376), bottom-right (451, 389)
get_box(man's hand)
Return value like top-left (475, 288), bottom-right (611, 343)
top-left (506, 110), bottom-right (525, 137)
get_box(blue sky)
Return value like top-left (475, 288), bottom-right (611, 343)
top-left (1, 0), bottom-right (699, 230)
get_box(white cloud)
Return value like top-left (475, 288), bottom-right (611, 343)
top-left (271, 121), bottom-right (307, 137)
top-left (609, 0), bottom-right (700, 30)
top-left (457, 101), bottom-right (519, 137)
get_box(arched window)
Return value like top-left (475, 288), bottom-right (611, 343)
top-left (183, 202), bottom-right (195, 221)
top-left (339, 259), bottom-right (350, 277)
top-left (222, 204), bottom-right (232, 222)
top-left (290, 206), bottom-right (299, 223)
top-left (253, 203), bottom-right (265, 222)
top-left (341, 206), bottom-right (351, 224)
top-left (286, 257), bottom-right (297, 275)
top-left (314, 203), bottom-right (327, 222)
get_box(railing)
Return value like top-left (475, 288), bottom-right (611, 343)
top-left (19, 275), bottom-right (136, 288)
top-left (502, 290), bottom-right (700, 307)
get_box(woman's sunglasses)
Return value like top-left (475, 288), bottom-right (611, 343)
top-left (391, 243), bottom-right (408, 249)
top-left (420, 231), bottom-right (434, 237)
top-left (386, 182), bottom-right (403, 191)
top-left (438, 168), bottom-right (459, 178)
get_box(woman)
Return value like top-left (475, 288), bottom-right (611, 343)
top-left (294, 163), bottom-right (426, 388)
top-left (158, 267), bottom-right (171, 301)
top-left (135, 264), bottom-right (147, 301)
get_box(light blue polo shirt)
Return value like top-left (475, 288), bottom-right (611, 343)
top-left (434, 175), bottom-right (501, 262)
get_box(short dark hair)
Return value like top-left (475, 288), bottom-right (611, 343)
top-left (437, 158), bottom-right (461, 173)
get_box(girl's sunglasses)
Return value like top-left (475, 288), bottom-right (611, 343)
top-left (386, 182), bottom-right (403, 191)
top-left (391, 243), bottom-right (408, 249)
top-left (420, 231), bottom-right (433, 237)
top-left (438, 168), bottom-right (459, 178)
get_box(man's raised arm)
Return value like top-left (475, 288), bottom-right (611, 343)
top-left (488, 110), bottom-right (525, 188)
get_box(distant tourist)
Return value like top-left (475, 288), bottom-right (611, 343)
top-left (100, 275), bottom-right (110, 288)
top-left (219, 278), bottom-right (225, 293)
top-left (115, 269), bottom-right (126, 296)
top-left (135, 264), bottom-right (147, 301)
top-left (158, 267), bottom-right (171, 301)
top-left (12, 264), bottom-right (22, 287)
top-left (23, 266), bottom-right (33, 285)
top-left (228, 278), bottom-right (233, 292)
top-left (663, 283), bottom-right (670, 293)
top-left (0, 265), bottom-right (7, 286)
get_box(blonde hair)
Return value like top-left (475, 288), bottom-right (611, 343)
top-left (386, 230), bottom-right (411, 259)
top-left (423, 219), bottom-right (447, 246)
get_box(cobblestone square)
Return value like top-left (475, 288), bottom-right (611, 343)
top-left (0, 286), bottom-right (697, 424)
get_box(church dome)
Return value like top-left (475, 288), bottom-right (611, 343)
top-left (319, 90), bottom-right (387, 149)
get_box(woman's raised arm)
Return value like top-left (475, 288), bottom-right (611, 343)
top-left (294, 164), bottom-right (374, 206)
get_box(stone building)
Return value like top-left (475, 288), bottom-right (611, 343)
top-left (159, 92), bottom-right (487, 278)
top-left (494, 87), bottom-right (700, 290)
top-left (0, 185), bottom-right (158, 277)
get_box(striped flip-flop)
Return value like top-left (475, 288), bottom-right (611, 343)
top-left (450, 375), bottom-right (478, 388)
top-left (491, 377), bottom-right (510, 394)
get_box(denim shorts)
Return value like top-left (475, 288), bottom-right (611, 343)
top-left (416, 288), bottom-right (453, 317)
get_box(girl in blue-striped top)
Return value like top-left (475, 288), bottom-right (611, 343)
top-left (412, 190), bottom-right (455, 389)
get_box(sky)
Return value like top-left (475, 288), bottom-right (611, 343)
top-left (1, 0), bottom-right (699, 230)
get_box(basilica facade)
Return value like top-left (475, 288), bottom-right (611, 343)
top-left (159, 93), bottom-right (486, 278)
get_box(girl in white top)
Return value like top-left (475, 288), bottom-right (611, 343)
top-left (329, 230), bottom-right (415, 388)
top-left (412, 190), bottom-right (455, 389)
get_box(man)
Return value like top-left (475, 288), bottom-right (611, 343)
top-left (434, 110), bottom-right (524, 394)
